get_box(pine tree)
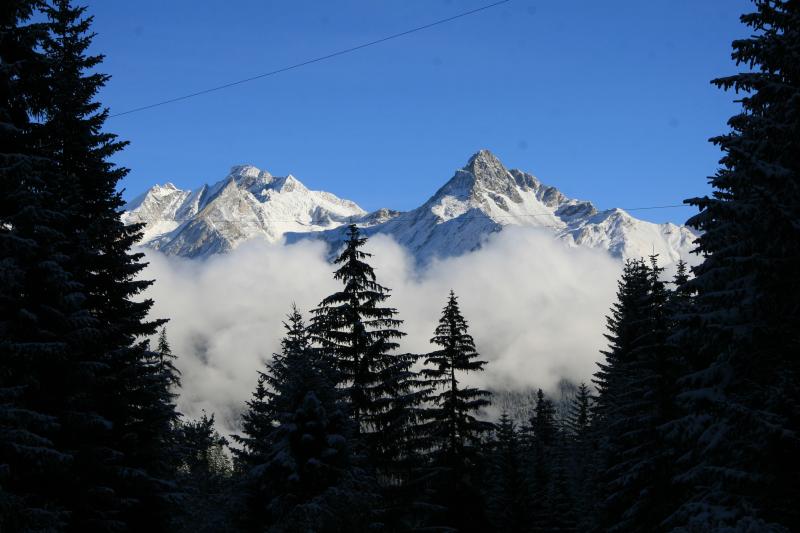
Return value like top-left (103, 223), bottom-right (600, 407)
top-left (591, 258), bottom-right (652, 529)
top-left (523, 388), bottom-right (575, 532)
top-left (484, 412), bottom-right (526, 533)
top-left (310, 225), bottom-right (425, 485)
top-left (589, 260), bottom-right (650, 530)
top-left (174, 413), bottom-right (234, 533)
top-left (0, 3), bottom-right (83, 530)
top-left (591, 257), bottom-right (682, 532)
top-left (245, 306), bottom-right (379, 531)
top-left (232, 305), bottom-right (319, 473)
top-left (231, 373), bottom-right (271, 471)
top-left (666, 1), bottom-right (800, 530)
top-left (592, 259), bottom-right (651, 431)
top-left (156, 327), bottom-right (181, 388)
top-left (420, 290), bottom-right (493, 532)
top-left (21, 1), bottom-right (179, 529)
top-left (565, 383), bottom-right (591, 447)
top-left (565, 383), bottom-right (593, 527)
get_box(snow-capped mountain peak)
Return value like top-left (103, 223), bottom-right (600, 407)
top-left (124, 151), bottom-right (697, 266)
top-left (286, 150), bottom-right (697, 265)
top-left (123, 165), bottom-right (366, 257)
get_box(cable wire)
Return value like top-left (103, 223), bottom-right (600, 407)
top-left (109, 0), bottom-right (511, 118)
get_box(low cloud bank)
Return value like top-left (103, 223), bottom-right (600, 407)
top-left (140, 227), bottom-right (621, 434)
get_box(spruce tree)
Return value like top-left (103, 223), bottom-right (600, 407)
top-left (565, 382), bottom-right (593, 527)
top-left (245, 307), bottom-right (379, 531)
top-left (565, 383), bottom-right (591, 448)
top-left (18, 1), bottom-right (179, 529)
top-left (524, 388), bottom-right (575, 533)
top-left (484, 412), bottom-right (526, 533)
top-left (156, 327), bottom-right (181, 388)
top-left (420, 290), bottom-right (493, 532)
top-left (174, 413), bottom-right (234, 533)
top-left (667, 1), bottom-right (800, 530)
top-left (592, 259), bottom-right (651, 431)
top-left (0, 3), bottom-right (82, 530)
top-left (310, 225), bottom-right (425, 484)
top-left (231, 373), bottom-right (271, 471)
top-left (591, 257), bottom-right (682, 531)
top-left (231, 306), bottom-right (311, 471)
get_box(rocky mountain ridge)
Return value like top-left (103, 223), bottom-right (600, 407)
top-left (123, 150), bottom-right (697, 264)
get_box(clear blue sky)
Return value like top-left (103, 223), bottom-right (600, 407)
top-left (87, 0), bottom-right (751, 224)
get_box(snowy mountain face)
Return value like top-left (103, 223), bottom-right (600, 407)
top-left (124, 151), bottom-right (697, 265)
top-left (122, 165), bottom-right (366, 257)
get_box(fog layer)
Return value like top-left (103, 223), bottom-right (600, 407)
top-left (140, 227), bottom-right (621, 433)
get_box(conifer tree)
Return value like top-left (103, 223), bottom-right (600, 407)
top-left (524, 388), bottom-right (575, 532)
top-left (0, 3), bottom-right (82, 530)
top-left (565, 382), bottom-right (593, 526)
top-left (592, 259), bottom-right (651, 430)
top-left (565, 383), bottom-right (591, 447)
top-left (311, 225), bottom-right (425, 482)
top-left (174, 413), bottom-right (234, 533)
top-left (231, 373), bottom-right (271, 471)
top-left (590, 259), bottom-right (650, 529)
top-left (156, 327), bottom-right (181, 387)
top-left (591, 257), bottom-right (682, 531)
top-left (20, 1), bottom-right (179, 528)
top-left (484, 412), bottom-right (526, 533)
top-left (420, 290), bottom-right (493, 532)
top-left (244, 306), bottom-right (379, 531)
top-left (232, 305), bottom-right (315, 470)
top-left (667, 1), bottom-right (800, 529)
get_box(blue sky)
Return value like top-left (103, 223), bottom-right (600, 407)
top-left (87, 0), bottom-right (751, 224)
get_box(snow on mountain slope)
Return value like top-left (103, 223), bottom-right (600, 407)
top-left (286, 150), bottom-right (697, 265)
top-left (123, 165), bottom-right (367, 258)
top-left (124, 151), bottom-right (697, 265)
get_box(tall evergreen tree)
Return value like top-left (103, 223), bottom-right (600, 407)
top-left (590, 259), bottom-right (650, 529)
top-left (565, 382), bottom-right (593, 527)
top-left (591, 257), bottom-right (682, 531)
top-left (667, 1), bottom-right (800, 530)
top-left (524, 388), bottom-right (575, 533)
top-left (11, 1), bottom-right (179, 529)
top-left (484, 411), bottom-right (526, 533)
top-left (420, 290), bottom-right (493, 532)
top-left (243, 307), bottom-right (379, 531)
top-left (232, 306), bottom-right (312, 471)
top-left (310, 225), bottom-right (425, 483)
top-left (155, 327), bottom-right (181, 388)
top-left (174, 412), bottom-right (234, 533)
top-left (231, 373), bottom-right (271, 471)
top-left (0, 2), bottom-right (83, 530)
top-left (591, 259), bottom-right (651, 432)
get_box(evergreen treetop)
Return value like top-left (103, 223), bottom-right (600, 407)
top-left (422, 290), bottom-right (493, 460)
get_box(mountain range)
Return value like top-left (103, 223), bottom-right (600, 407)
top-left (123, 150), bottom-right (697, 265)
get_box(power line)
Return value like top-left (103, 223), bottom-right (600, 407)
top-left (109, 0), bottom-right (511, 118)
top-left (623, 204), bottom-right (686, 211)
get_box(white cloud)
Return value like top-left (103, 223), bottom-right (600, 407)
top-left (139, 227), bottom-right (621, 434)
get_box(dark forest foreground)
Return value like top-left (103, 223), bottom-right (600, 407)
top-left (1, 0), bottom-right (799, 531)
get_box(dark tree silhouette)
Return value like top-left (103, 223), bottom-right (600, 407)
top-left (420, 290), bottom-right (493, 532)
top-left (0, 2), bottom-right (79, 529)
top-left (241, 307), bottom-right (379, 531)
top-left (667, 1), bottom-right (800, 530)
top-left (484, 412), bottom-right (527, 533)
top-left (2, 2), bottom-right (178, 530)
top-left (311, 225), bottom-right (426, 487)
